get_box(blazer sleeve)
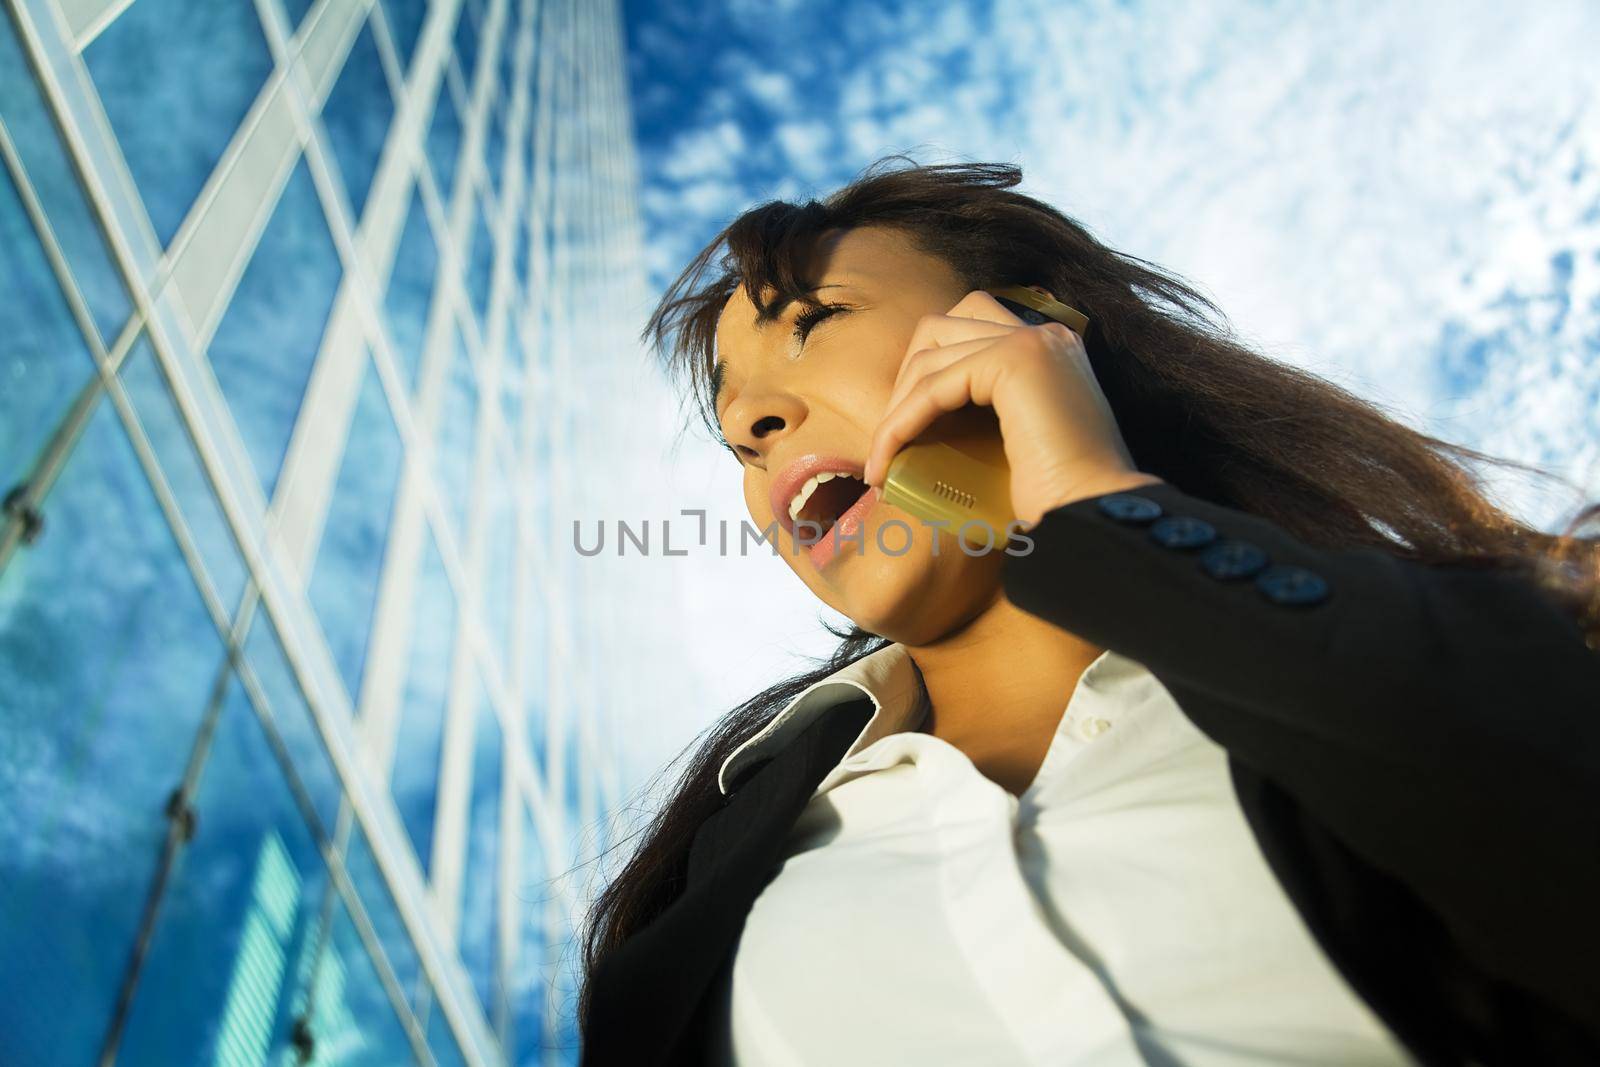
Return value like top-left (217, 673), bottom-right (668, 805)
top-left (1000, 479), bottom-right (1600, 1030)
top-left (1002, 479), bottom-right (1600, 791)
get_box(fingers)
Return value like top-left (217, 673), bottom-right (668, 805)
top-left (885, 335), bottom-right (994, 417)
top-left (948, 289), bottom-right (1028, 327)
top-left (866, 353), bottom-right (1002, 487)
top-left (894, 312), bottom-right (1016, 391)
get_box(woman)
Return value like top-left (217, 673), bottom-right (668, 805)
top-left (574, 158), bottom-right (1600, 1066)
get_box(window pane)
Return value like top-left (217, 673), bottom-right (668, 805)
top-left (521, 570), bottom-right (549, 777)
top-left (306, 891), bottom-right (419, 1064)
top-left (384, 187), bottom-right (439, 390)
top-left (453, 0), bottom-right (483, 89)
top-left (426, 82), bottom-right (463, 206)
top-left (309, 353), bottom-right (404, 702)
top-left (242, 608), bottom-right (343, 833)
top-left (500, 315), bottom-right (524, 445)
top-left (485, 457), bottom-right (514, 669)
top-left (427, 996), bottom-right (471, 1067)
top-left (497, 21), bottom-right (518, 106)
top-left (486, 98), bottom-right (507, 203)
top-left (322, 19), bottom-right (395, 222)
top-left (511, 804), bottom-right (548, 1065)
top-left (435, 323), bottom-right (478, 534)
top-left (459, 678), bottom-right (502, 1021)
top-left (0, 18), bottom-right (130, 341)
top-left (547, 912), bottom-right (583, 1066)
top-left (521, 101), bottom-right (537, 213)
top-left (512, 202), bottom-right (530, 292)
top-left (83, 0), bottom-right (275, 246)
top-left (119, 336), bottom-right (248, 609)
top-left (115, 679), bottom-right (331, 1065)
top-left (0, 160), bottom-right (96, 496)
top-left (563, 726), bottom-right (585, 868)
top-left (391, 528), bottom-right (453, 874)
top-left (342, 823), bottom-right (422, 1001)
top-left (279, 0), bottom-right (314, 35)
top-left (206, 159), bottom-right (343, 498)
top-left (0, 397), bottom-right (222, 1066)
top-left (382, 0), bottom-right (427, 76)
top-left (467, 202), bottom-right (494, 326)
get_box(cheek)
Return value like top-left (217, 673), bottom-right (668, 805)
top-left (743, 473), bottom-right (769, 522)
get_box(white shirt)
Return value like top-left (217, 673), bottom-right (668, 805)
top-left (705, 642), bottom-right (1419, 1066)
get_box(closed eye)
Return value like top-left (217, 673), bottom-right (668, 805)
top-left (791, 302), bottom-right (849, 345)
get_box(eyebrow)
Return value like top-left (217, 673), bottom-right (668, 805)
top-left (712, 281), bottom-right (860, 414)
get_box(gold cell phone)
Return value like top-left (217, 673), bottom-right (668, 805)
top-left (879, 285), bottom-right (1089, 548)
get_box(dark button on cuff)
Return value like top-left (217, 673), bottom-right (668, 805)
top-left (1148, 515), bottom-right (1216, 550)
top-left (1096, 493), bottom-right (1163, 524)
top-left (1255, 564), bottom-right (1330, 607)
top-left (1199, 539), bottom-right (1268, 580)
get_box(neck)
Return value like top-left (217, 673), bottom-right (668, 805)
top-left (904, 590), bottom-right (1104, 751)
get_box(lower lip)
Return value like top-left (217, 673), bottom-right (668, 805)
top-left (805, 486), bottom-right (882, 570)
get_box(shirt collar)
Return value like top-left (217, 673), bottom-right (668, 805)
top-left (716, 642), bottom-right (1146, 798)
top-left (717, 642), bottom-right (925, 796)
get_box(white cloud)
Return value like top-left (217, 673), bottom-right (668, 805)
top-left (656, 118), bottom-right (747, 183)
top-left (620, 0), bottom-right (1600, 783)
top-left (773, 119), bottom-right (833, 174)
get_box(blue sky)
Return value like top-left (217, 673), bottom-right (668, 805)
top-left (614, 0), bottom-right (1600, 780)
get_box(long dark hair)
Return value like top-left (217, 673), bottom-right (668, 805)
top-left (574, 155), bottom-right (1600, 1031)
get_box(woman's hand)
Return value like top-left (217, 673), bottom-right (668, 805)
top-left (862, 289), bottom-right (1164, 530)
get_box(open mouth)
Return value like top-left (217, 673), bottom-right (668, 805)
top-left (792, 473), bottom-right (871, 541)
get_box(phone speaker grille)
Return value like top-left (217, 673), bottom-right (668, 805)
top-left (932, 480), bottom-right (976, 509)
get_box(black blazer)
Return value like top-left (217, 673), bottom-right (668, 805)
top-left (581, 481), bottom-right (1600, 1066)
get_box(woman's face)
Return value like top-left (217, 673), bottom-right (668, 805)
top-left (712, 224), bottom-right (1008, 643)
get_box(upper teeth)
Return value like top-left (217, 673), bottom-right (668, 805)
top-left (788, 470), bottom-right (854, 523)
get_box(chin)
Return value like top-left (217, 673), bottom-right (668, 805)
top-left (812, 530), bottom-right (1003, 643)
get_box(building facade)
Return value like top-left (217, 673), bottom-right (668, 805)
top-left (0, 0), bottom-right (658, 1062)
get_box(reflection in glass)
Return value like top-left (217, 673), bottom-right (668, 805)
top-left (382, 0), bottom-right (428, 76)
top-left (468, 203), bottom-right (495, 325)
top-left (309, 353), bottom-right (404, 703)
top-left (453, 0), bottom-right (483, 89)
top-left (511, 804), bottom-right (548, 1064)
top-left (512, 198), bottom-right (531, 288)
top-left (205, 159), bottom-right (342, 499)
top-left (485, 459), bottom-right (515, 669)
top-left (435, 324), bottom-right (478, 534)
top-left (120, 337), bottom-right (249, 609)
top-left (459, 679), bottom-right (503, 1024)
top-left (391, 528), bottom-right (454, 874)
top-left (498, 20), bottom-right (518, 107)
top-left (521, 104), bottom-right (538, 218)
top-left (115, 679), bottom-right (330, 1065)
top-left (82, 0), bottom-right (275, 246)
top-left (426, 80), bottom-right (464, 206)
top-left (0, 398), bottom-right (221, 1065)
top-left (242, 608), bottom-right (343, 833)
top-left (500, 313), bottom-right (525, 445)
top-left (521, 479), bottom-right (550, 778)
top-left (564, 726), bottom-right (586, 873)
top-left (547, 912), bottom-right (584, 1067)
top-left (280, 0), bottom-right (313, 34)
top-left (0, 18), bottom-right (130, 341)
top-left (321, 19), bottom-right (395, 223)
top-left (384, 187), bottom-right (439, 390)
top-left (306, 891), bottom-right (420, 1064)
top-left (427, 996), bottom-right (472, 1067)
top-left (486, 99), bottom-right (508, 203)
top-left (0, 161), bottom-right (97, 498)
top-left (280, 0), bottom-right (313, 31)
top-left (342, 823), bottom-right (422, 1001)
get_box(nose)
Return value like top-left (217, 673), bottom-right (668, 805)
top-left (722, 388), bottom-right (807, 462)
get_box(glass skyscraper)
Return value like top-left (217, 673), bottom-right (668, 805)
top-left (0, 0), bottom-right (663, 1062)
